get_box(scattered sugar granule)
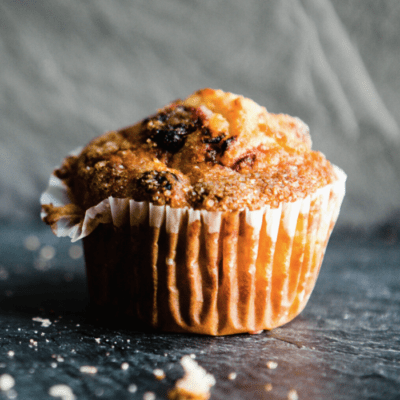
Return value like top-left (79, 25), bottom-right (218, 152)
top-left (40, 245), bottom-right (56, 260)
top-left (79, 366), bottom-right (98, 374)
top-left (24, 235), bottom-right (40, 251)
top-left (57, 356), bottom-right (64, 363)
top-left (29, 339), bottom-right (38, 347)
top-left (153, 369), bottom-right (166, 380)
top-left (32, 317), bottom-right (52, 327)
top-left (95, 338), bottom-right (101, 344)
top-left (228, 372), bottom-right (237, 380)
top-left (49, 384), bottom-right (76, 400)
top-left (68, 245), bottom-right (83, 259)
top-left (127, 384), bottom-right (137, 393)
top-left (266, 361), bottom-right (278, 370)
top-left (143, 392), bottom-right (156, 400)
top-left (0, 374), bottom-right (15, 391)
top-left (168, 355), bottom-right (215, 400)
top-left (288, 389), bottom-right (298, 400)
top-left (121, 362), bottom-right (129, 370)
top-left (265, 383), bottom-right (273, 392)
top-left (7, 351), bottom-right (14, 358)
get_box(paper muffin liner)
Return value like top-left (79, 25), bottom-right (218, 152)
top-left (41, 161), bottom-right (346, 335)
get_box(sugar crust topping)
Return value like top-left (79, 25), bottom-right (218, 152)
top-left (56, 88), bottom-right (336, 212)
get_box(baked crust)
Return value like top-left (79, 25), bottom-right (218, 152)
top-left (56, 88), bottom-right (336, 212)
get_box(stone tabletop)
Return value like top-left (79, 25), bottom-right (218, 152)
top-left (0, 225), bottom-right (399, 399)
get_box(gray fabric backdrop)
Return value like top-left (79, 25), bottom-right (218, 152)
top-left (1, 0), bottom-right (399, 229)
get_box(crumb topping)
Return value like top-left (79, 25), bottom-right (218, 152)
top-left (55, 88), bottom-right (336, 212)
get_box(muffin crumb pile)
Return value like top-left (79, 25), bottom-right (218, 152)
top-left (168, 356), bottom-right (215, 400)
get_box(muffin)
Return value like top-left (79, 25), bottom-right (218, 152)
top-left (41, 88), bottom-right (346, 335)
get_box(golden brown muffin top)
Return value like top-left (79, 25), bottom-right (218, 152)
top-left (56, 88), bottom-right (336, 211)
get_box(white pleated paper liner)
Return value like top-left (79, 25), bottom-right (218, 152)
top-left (40, 151), bottom-right (346, 244)
top-left (41, 154), bottom-right (346, 334)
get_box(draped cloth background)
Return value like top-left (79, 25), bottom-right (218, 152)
top-left (1, 0), bottom-right (399, 229)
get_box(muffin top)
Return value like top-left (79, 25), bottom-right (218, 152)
top-left (56, 88), bottom-right (336, 212)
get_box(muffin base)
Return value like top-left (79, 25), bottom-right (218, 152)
top-left (83, 168), bottom-right (345, 335)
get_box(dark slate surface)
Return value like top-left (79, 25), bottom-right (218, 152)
top-left (0, 225), bottom-right (399, 399)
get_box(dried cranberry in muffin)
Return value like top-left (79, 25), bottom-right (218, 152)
top-left (134, 170), bottom-right (188, 207)
top-left (142, 105), bottom-right (202, 153)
